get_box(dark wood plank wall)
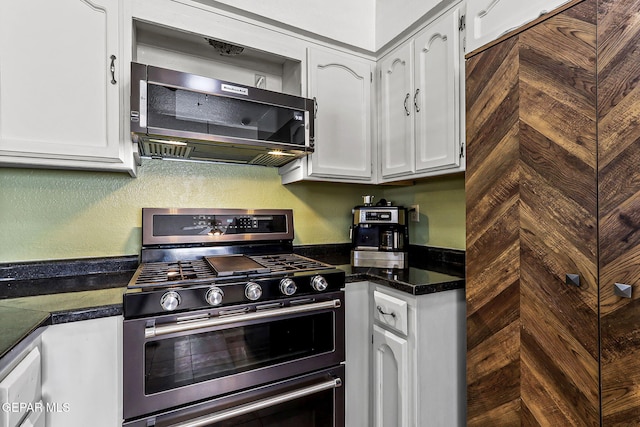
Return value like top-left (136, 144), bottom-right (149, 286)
top-left (598, 0), bottom-right (640, 424)
top-left (466, 1), bottom-right (601, 425)
top-left (466, 36), bottom-right (522, 426)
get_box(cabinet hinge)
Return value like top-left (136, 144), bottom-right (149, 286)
top-left (459, 15), bottom-right (466, 32)
top-left (459, 142), bottom-right (465, 159)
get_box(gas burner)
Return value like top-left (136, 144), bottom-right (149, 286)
top-left (132, 260), bottom-right (215, 288)
top-left (248, 254), bottom-right (332, 273)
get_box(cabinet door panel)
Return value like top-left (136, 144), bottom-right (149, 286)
top-left (466, 1), bottom-right (600, 424)
top-left (307, 48), bottom-right (372, 179)
top-left (0, 0), bottom-right (130, 169)
top-left (465, 35), bottom-right (521, 426)
top-left (598, 0), bottom-right (640, 424)
top-left (379, 43), bottom-right (413, 178)
top-left (414, 7), bottom-right (461, 172)
top-left (372, 325), bottom-right (409, 427)
top-left (41, 317), bottom-right (121, 427)
top-left (519, 3), bottom-right (599, 424)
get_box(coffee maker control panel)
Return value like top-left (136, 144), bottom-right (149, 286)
top-left (354, 207), bottom-right (404, 225)
top-left (366, 211), bottom-right (392, 221)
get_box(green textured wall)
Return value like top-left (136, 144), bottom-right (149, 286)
top-left (0, 160), bottom-right (465, 263)
top-left (383, 174), bottom-right (466, 250)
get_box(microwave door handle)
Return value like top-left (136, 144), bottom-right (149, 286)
top-left (145, 298), bottom-right (341, 338)
top-left (166, 376), bottom-right (342, 427)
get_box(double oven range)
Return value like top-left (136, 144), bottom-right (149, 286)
top-left (123, 208), bottom-right (346, 427)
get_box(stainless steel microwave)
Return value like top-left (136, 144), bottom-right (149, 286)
top-left (130, 63), bottom-right (314, 167)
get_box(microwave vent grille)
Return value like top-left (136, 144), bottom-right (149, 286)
top-left (249, 153), bottom-right (294, 167)
top-left (142, 141), bottom-right (193, 159)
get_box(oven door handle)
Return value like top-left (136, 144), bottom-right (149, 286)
top-left (166, 376), bottom-right (342, 427)
top-left (145, 299), bottom-right (342, 338)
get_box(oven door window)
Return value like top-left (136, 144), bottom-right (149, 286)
top-left (144, 312), bottom-right (334, 394)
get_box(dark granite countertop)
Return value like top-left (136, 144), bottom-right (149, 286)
top-left (0, 245), bottom-right (465, 361)
top-left (0, 286), bottom-right (130, 360)
top-left (340, 265), bottom-right (465, 295)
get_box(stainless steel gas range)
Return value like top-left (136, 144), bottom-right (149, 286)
top-left (123, 208), bottom-right (345, 427)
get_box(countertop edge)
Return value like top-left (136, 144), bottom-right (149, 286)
top-left (346, 272), bottom-right (465, 295)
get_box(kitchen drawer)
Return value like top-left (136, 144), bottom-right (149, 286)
top-left (18, 403), bottom-right (44, 427)
top-left (0, 347), bottom-right (41, 427)
top-left (373, 290), bottom-right (408, 336)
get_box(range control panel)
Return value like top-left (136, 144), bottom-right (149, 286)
top-left (141, 208), bottom-right (294, 245)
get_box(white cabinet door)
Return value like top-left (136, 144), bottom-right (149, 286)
top-left (40, 317), bottom-right (122, 427)
top-left (307, 47), bottom-right (373, 180)
top-left (372, 324), bottom-right (410, 427)
top-left (413, 5), bottom-right (462, 173)
top-left (379, 43), bottom-right (414, 178)
top-left (0, 0), bottom-right (135, 174)
top-left (345, 281), bottom-right (371, 427)
top-left (466, 0), bottom-right (571, 53)
top-left (377, 4), bottom-right (464, 183)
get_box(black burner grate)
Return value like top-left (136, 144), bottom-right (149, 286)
top-left (134, 260), bottom-right (215, 286)
top-left (248, 254), bottom-right (332, 273)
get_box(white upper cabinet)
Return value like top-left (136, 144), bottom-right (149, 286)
top-left (281, 47), bottom-right (375, 183)
top-left (0, 0), bottom-right (136, 175)
top-left (378, 3), bottom-right (464, 182)
top-left (466, 0), bottom-right (571, 53)
top-left (413, 6), bottom-right (462, 173)
top-left (379, 43), bottom-right (413, 177)
top-left (307, 47), bottom-right (374, 180)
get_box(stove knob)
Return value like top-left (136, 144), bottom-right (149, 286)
top-left (160, 291), bottom-right (181, 311)
top-left (311, 275), bottom-right (329, 292)
top-left (245, 282), bottom-right (262, 301)
top-left (205, 286), bottom-right (224, 306)
top-left (280, 278), bottom-right (297, 296)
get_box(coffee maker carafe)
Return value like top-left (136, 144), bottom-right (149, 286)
top-left (350, 197), bottom-right (409, 269)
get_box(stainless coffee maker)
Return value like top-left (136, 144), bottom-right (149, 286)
top-left (350, 196), bottom-right (409, 269)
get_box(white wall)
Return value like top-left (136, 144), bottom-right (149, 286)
top-left (201, 0), bottom-right (460, 52)
top-left (205, 0), bottom-right (376, 51)
top-left (375, 0), bottom-right (442, 49)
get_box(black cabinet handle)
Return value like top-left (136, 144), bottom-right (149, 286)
top-left (565, 274), bottom-right (580, 287)
top-left (110, 55), bottom-right (117, 85)
top-left (614, 283), bottom-right (632, 298)
top-left (404, 93), bottom-right (410, 116)
top-left (377, 305), bottom-right (396, 318)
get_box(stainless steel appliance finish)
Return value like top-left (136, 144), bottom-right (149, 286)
top-left (130, 63), bottom-right (315, 167)
top-left (350, 205), bottom-right (409, 269)
top-left (122, 366), bottom-right (345, 427)
top-left (123, 208), bottom-right (345, 426)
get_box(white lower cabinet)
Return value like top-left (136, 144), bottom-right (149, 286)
top-left (40, 316), bottom-right (122, 427)
top-left (373, 324), bottom-right (410, 427)
top-left (372, 285), bottom-right (466, 427)
top-left (0, 341), bottom-right (43, 427)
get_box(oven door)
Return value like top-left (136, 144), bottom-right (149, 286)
top-left (123, 365), bottom-right (345, 427)
top-left (123, 292), bottom-right (345, 420)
